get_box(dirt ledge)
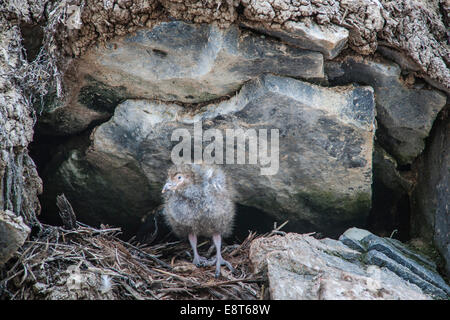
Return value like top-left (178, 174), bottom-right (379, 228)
top-left (1, 0), bottom-right (449, 98)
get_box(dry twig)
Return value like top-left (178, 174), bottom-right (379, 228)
top-left (0, 221), bottom-right (264, 300)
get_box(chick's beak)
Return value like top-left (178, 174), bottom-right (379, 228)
top-left (162, 181), bottom-right (174, 194)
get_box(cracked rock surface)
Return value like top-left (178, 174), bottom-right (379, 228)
top-left (327, 56), bottom-right (447, 165)
top-left (44, 21), bottom-right (324, 135)
top-left (249, 231), bottom-right (433, 300)
top-left (340, 227), bottom-right (450, 299)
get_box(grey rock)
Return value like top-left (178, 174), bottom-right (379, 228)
top-left (338, 227), bottom-right (450, 299)
top-left (338, 227), bottom-right (372, 252)
top-left (37, 76), bottom-right (126, 136)
top-left (341, 227), bottom-right (372, 241)
top-left (250, 233), bottom-right (430, 300)
top-left (47, 21), bottom-right (324, 135)
top-left (241, 18), bottom-right (348, 59)
top-left (376, 46), bottom-right (421, 72)
top-left (326, 56), bottom-right (447, 164)
top-left (364, 250), bottom-right (448, 299)
top-left (319, 237), bottom-right (362, 261)
top-left (386, 237), bottom-right (437, 270)
top-left (89, 21), bottom-right (325, 100)
top-left (421, 75), bottom-right (450, 97)
top-left (362, 234), bottom-right (450, 298)
top-left (0, 210), bottom-right (31, 265)
top-left (372, 144), bottom-right (413, 197)
top-left (43, 74), bottom-right (376, 237)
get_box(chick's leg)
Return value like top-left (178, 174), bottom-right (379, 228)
top-left (188, 233), bottom-right (210, 267)
top-left (212, 233), bottom-right (234, 278)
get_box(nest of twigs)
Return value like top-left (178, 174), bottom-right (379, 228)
top-left (0, 196), bottom-right (269, 300)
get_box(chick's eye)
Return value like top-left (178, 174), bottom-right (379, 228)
top-left (177, 175), bottom-right (182, 180)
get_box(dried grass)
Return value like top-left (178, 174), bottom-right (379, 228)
top-left (0, 220), bottom-right (266, 300)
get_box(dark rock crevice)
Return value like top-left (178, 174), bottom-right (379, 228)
top-left (19, 23), bottom-right (44, 63)
top-left (368, 143), bottom-right (413, 241)
top-left (410, 105), bottom-right (449, 277)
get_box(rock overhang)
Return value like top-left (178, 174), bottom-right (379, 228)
top-left (36, 19), bottom-right (384, 237)
top-left (78, 21), bottom-right (325, 103)
top-left (41, 20), bottom-right (330, 135)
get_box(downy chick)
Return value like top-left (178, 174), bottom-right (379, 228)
top-left (162, 163), bottom-right (235, 277)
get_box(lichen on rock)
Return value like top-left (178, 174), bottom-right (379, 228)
top-left (0, 20), bottom-right (42, 225)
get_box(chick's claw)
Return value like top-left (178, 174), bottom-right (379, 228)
top-left (213, 256), bottom-right (235, 278)
top-left (192, 255), bottom-right (214, 267)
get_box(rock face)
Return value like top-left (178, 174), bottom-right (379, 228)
top-left (411, 109), bottom-right (450, 278)
top-left (42, 21), bottom-right (325, 135)
top-left (42, 74), bottom-right (375, 236)
top-left (0, 210), bottom-right (31, 265)
top-left (249, 231), bottom-right (432, 300)
top-left (0, 22), bottom-right (42, 225)
top-left (326, 56), bottom-right (447, 165)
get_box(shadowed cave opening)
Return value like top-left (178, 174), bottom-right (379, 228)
top-left (20, 23), bottom-right (44, 62)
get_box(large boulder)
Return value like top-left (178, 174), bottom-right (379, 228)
top-left (40, 21), bottom-right (324, 135)
top-left (326, 56), bottom-right (447, 165)
top-left (42, 74), bottom-right (375, 237)
top-left (249, 232), bottom-right (433, 300)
